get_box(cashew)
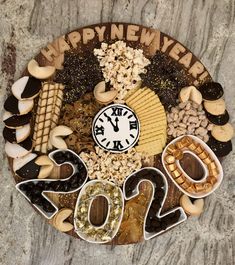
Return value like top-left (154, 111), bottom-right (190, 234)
top-left (188, 116), bottom-right (198, 124)
top-left (201, 119), bottom-right (208, 128)
top-left (27, 59), bottom-right (55, 79)
top-left (185, 102), bottom-right (191, 110)
top-left (195, 127), bottom-right (208, 136)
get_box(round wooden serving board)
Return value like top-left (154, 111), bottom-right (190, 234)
top-left (9, 23), bottom-right (213, 245)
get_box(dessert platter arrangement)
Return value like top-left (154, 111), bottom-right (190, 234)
top-left (3, 23), bottom-right (234, 244)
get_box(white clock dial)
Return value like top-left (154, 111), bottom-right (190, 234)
top-left (92, 104), bottom-right (140, 153)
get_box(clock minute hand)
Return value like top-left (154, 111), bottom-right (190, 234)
top-left (104, 113), bottom-right (119, 132)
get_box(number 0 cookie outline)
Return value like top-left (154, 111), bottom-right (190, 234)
top-left (162, 135), bottom-right (223, 198)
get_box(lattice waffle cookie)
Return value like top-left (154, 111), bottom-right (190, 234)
top-left (33, 82), bottom-right (64, 153)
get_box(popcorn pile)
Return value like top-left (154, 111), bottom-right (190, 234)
top-left (94, 41), bottom-right (150, 103)
top-left (80, 147), bottom-right (144, 186)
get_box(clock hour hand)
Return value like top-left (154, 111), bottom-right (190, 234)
top-left (104, 113), bottom-right (119, 132)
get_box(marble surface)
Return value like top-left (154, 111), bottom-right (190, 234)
top-left (0, 0), bottom-right (235, 264)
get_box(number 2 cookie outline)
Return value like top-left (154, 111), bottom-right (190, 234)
top-left (123, 167), bottom-right (187, 241)
top-left (15, 149), bottom-right (88, 219)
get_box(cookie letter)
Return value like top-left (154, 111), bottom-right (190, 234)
top-left (169, 43), bottom-right (186, 61)
top-left (161, 36), bottom-right (174, 52)
top-left (127, 25), bottom-right (139, 41)
top-left (68, 31), bottom-right (81, 48)
top-left (178, 52), bottom-right (192, 68)
top-left (111, 24), bottom-right (124, 40)
top-left (95, 26), bottom-right (106, 42)
top-left (41, 44), bottom-right (59, 62)
top-left (189, 61), bottom-right (204, 79)
top-left (83, 28), bottom-right (95, 44)
top-left (140, 28), bottom-right (156, 46)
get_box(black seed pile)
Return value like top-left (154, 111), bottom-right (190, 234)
top-left (55, 50), bottom-right (103, 103)
top-left (141, 51), bottom-right (191, 110)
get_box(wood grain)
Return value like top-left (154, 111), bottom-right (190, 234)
top-left (0, 0), bottom-right (235, 264)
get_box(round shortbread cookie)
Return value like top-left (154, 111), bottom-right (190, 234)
top-left (211, 123), bottom-right (234, 142)
top-left (204, 98), bottom-right (226, 115)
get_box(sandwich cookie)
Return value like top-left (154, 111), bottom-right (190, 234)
top-left (203, 98), bottom-right (226, 116)
top-left (198, 82), bottom-right (224, 100)
top-left (3, 124), bottom-right (31, 143)
top-left (206, 110), bottom-right (229, 126)
top-left (12, 76), bottom-right (41, 100)
top-left (5, 137), bottom-right (33, 158)
top-left (207, 135), bottom-right (232, 157)
top-left (4, 95), bottom-right (34, 115)
top-left (13, 153), bottom-right (40, 179)
top-left (3, 111), bottom-right (31, 129)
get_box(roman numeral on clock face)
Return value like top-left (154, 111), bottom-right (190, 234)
top-left (129, 120), bottom-right (138, 130)
top-left (94, 125), bottom-right (104, 135)
top-left (111, 107), bottom-right (123, 116)
top-left (113, 140), bottom-right (123, 150)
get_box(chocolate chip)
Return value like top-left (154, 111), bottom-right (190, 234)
top-left (53, 152), bottom-right (66, 164)
top-left (43, 202), bottom-right (56, 213)
top-left (64, 151), bottom-right (74, 161)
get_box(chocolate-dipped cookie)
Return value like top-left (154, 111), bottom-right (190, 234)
top-left (3, 111), bottom-right (31, 129)
top-left (207, 135), bottom-right (232, 157)
top-left (12, 76), bottom-right (41, 100)
top-left (198, 82), bottom-right (224, 100)
top-left (5, 137), bottom-right (33, 158)
top-left (13, 153), bottom-right (40, 179)
top-left (206, 110), bottom-right (229, 125)
top-left (3, 124), bottom-right (31, 143)
top-left (4, 95), bottom-right (34, 115)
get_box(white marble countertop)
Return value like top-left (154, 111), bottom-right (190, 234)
top-left (0, 0), bottom-right (234, 264)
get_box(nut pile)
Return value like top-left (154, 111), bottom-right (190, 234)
top-left (167, 101), bottom-right (213, 142)
top-left (94, 41), bottom-right (150, 103)
top-left (80, 147), bottom-right (144, 186)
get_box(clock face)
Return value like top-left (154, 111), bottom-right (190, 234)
top-left (92, 104), bottom-right (140, 153)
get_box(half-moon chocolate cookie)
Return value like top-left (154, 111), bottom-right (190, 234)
top-left (12, 76), bottom-right (41, 100)
top-left (206, 110), bottom-right (229, 125)
top-left (3, 111), bottom-right (32, 129)
top-left (13, 153), bottom-right (40, 179)
top-left (3, 124), bottom-right (31, 143)
top-left (4, 95), bottom-right (34, 115)
top-left (5, 137), bottom-right (33, 158)
top-left (198, 82), bottom-right (224, 100)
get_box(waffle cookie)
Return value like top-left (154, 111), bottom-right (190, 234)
top-left (33, 82), bottom-right (64, 153)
